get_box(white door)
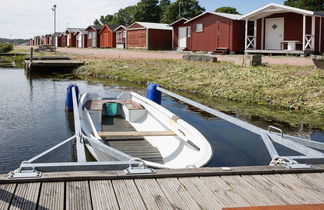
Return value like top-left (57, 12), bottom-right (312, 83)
top-left (77, 34), bottom-right (82, 48)
top-left (265, 18), bottom-right (284, 50)
top-left (92, 32), bottom-right (97, 47)
top-left (178, 27), bottom-right (187, 48)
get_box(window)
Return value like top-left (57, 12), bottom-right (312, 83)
top-left (187, 26), bottom-right (191, 37)
top-left (196, 24), bottom-right (203, 32)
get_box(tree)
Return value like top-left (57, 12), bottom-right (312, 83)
top-left (215, 7), bottom-right (240, 14)
top-left (284, 0), bottom-right (324, 11)
top-left (161, 0), bottom-right (205, 23)
top-left (133, 0), bottom-right (161, 23)
top-left (93, 14), bottom-right (114, 26)
top-left (111, 6), bottom-right (136, 26)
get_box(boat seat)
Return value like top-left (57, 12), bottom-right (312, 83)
top-left (85, 99), bottom-right (144, 111)
top-left (98, 130), bottom-right (175, 139)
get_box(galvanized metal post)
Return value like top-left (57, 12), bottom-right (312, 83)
top-left (30, 47), bottom-right (33, 62)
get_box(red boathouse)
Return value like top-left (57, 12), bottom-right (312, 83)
top-left (99, 25), bottom-right (118, 48)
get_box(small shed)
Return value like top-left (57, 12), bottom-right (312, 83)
top-left (75, 30), bottom-right (88, 48)
top-left (54, 32), bottom-right (62, 48)
top-left (184, 12), bottom-right (245, 53)
top-left (169, 18), bottom-right (190, 50)
top-left (65, 28), bottom-right (83, 47)
top-left (34, 36), bottom-right (41, 45)
top-left (85, 25), bottom-right (102, 48)
top-left (59, 33), bottom-right (67, 47)
top-left (99, 25), bottom-right (118, 48)
top-left (127, 22), bottom-right (172, 50)
top-left (240, 3), bottom-right (324, 55)
top-left (114, 25), bottom-right (127, 49)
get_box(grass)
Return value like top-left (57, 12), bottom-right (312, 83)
top-left (76, 58), bottom-right (324, 115)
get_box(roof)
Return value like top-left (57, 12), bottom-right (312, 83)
top-left (128, 22), bottom-right (172, 30)
top-left (240, 3), bottom-right (323, 20)
top-left (85, 25), bottom-right (103, 31)
top-left (74, 30), bottom-right (88, 35)
top-left (168, 18), bottom-right (188, 26)
top-left (65, 28), bottom-right (84, 33)
top-left (113, 25), bottom-right (126, 32)
top-left (185, 11), bottom-right (242, 24)
top-left (99, 24), bottom-right (119, 33)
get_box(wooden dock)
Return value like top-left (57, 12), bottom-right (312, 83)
top-left (24, 57), bottom-right (84, 74)
top-left (1, 165), bottom-right (324, 209)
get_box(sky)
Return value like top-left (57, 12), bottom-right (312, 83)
top-left (0, 0), bottom-right (285, 39)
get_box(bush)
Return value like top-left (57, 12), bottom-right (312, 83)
top-left (0, 43), bottom-right (13, 53)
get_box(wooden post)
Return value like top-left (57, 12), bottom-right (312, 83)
top-left (261, 18), bottom-right (264, 50)
top-left (311, 16), bottom-right (315, 51)
top-left (303, 15), bottom-right (306, 51)
top-left (30, 47), bottom-right (33, 63)
top-left (146, 28), bottom-right (149, 50)
top-left (254, 20), bottom-right (257, 50)
top-left (245, 19), bottom-right (248, 50)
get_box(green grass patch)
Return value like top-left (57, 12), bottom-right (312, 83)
top-left (76, 58), bottom-right (324, 115)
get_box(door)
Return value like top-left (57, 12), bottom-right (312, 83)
top-left (77, 34), bottom-right (82, 48)
top-left (265, 18), bottom-right (284, 50)
top-left (178, 27), bottom-right (187, 48)
top-left (92, 32), bottom-right (97, 47)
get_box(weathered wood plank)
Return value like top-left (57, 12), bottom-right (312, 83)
top-left (223, 204), bottom-right (324, 210)
top-left (156, 178), bottom-right (201, 210)
top-left (242, 175), bottom-right (300, 205)
top-left (0, 184), bottom-right (16, 209)
top-left (38, 182), bottom-right (64, 210)
top-left (9, 182), bottom-right (40, 210)
top-left (200, 176), bottom-right (249, 208)
top-left (179, 177), bottom-right (223, 209)
top-left (89, 180), bottom-right (119, 210)
top-left (66, 181), bottom-right (92, 210)
top-left (112, 179), bottom-right (146, 210)
top-left (221, 175), bottom-right (274, 206)
top-left (295, 173), bottom-right (324, 190)
top-left (99, 130), bottom-right (175, 138)
top-left (135, 179), bottom-right (173, 210)
top-left (261, 174), bottom-right (322, 204)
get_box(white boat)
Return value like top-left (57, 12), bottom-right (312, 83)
top-left (79, 91), bottom-right (213, 169)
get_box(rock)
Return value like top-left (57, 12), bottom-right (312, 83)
top-left (235, 54), bottom-right (262, 67)
top-left (183, 54), bottom-right (217, 62)
top-left (312, 55), bottom-right (324, 70)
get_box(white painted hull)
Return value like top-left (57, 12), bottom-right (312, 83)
top-left (79, 92), bottom-right (213, 169)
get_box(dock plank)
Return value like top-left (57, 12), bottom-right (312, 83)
top-left (112, 179), bottom-right (146, 210)
top-left (9, 182), bottom-right (40, 210)
top-left (200, 176), bottom-right (249, 208)
top-left (179, 177), bottom-right (223, 209)
top-left (66, 181), bottom-right (92, 210)
top-left (221, 175), bottom-right (274, 206)
top-left (242, 175), bottom-right (300, 205)
top-left (89, 180), bottom-right (119, 210)
top-left (261, 174), bottom-right (323, 204)
top-left (0, 184), bottom-right (16, 209)
top-left (38, 182), bottom-right (64, 210)
top-left (135, 179), bottom-right (173, 210)
top-left (156, 178), bottom-right (201, 210)
top-left (295, 173), bottom-right (324, 191)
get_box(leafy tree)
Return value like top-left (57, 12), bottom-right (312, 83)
top-left (160, 0), bottom-right (171, 12)
top-left (133, 0), bottom-right (161, 23)
top-left (111, 6), bottom-right (136, 26)
top-left (161, 0), bottom-right (205, 23)
top-left (215, 7), bottom-right (240, 14)
top-left (284, 0), bottom-right (324, 11)
top-left (93, 15), bottom-right (114, 26)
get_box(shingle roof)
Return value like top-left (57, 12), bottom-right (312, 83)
top-left (66, 28), bottom-right (85, 33)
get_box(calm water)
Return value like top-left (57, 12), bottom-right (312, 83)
top-left (0, 68), bottom-right (323, 174)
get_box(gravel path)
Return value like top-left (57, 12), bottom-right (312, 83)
top-left (18, 46), bottom-right (314, 66)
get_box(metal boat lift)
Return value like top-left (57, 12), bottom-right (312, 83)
top-left (8, 85), bottom-right (324, 178)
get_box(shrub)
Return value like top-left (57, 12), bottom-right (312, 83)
top-left (0, 43), bottom-right (13, 53)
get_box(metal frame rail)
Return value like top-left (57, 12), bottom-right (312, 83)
top-left (157, 87), bottom-right (324, 165)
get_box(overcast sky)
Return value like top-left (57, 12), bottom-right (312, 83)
top-left (0, 0), bottom-right (284, 39)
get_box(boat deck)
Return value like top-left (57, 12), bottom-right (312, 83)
top-left (1, 166), bottom-right (324, 209)
top-left (102, 116), bottom-right (164, 164)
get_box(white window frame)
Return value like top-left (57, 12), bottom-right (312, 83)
top-left (187, 26), bottom-right (191, 37)
top-left (196, 24), bottom-right (203, 32)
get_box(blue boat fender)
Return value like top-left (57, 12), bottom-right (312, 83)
top-left (65, 84), bottom-right (79, 112)
top-left (146, 83), bottom-right (161, 105)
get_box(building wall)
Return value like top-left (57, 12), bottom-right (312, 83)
top-left (148, 29), bottom-right (172, 50)
top-left (321, 17), bottom-right (324, 53)
top-left (171, 20), bottom-right (191, 50)
top-left (127, 29), bottom-right (146, 49)
top-left (86, 28), bottom-right (100, 48)
top-left (189, 13), bottom-right (244, 52)
top-left (99, 26), bottom-right (116, 48)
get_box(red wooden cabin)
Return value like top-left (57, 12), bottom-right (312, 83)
top-left (241, 3), bottom-right (324, 55)
top-left (65, 28), bottom-right (83, 47)
top-left (34, 36), bottom-right (41, 45)
top-left (85, 25), bottom-right (102, 48)
top-left (127, 22), bottom-right (172, 50)
top-left (99, 25), bottom-right (118, 48)
top-left (114, 25), bottom-right (127, 49)
top-left (180, 12), bottom-right (245, 53)
top-left (169, 18), bottom-right (191, 51)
